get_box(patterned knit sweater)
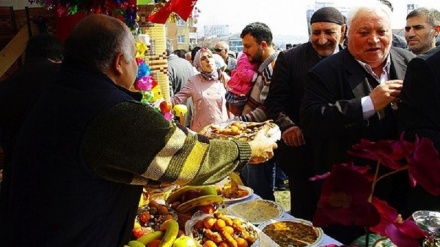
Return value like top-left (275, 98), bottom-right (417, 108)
top-left (239, 51), bottom-right (279, 122)
top-left (4, 61), bottom-right (251, 247)
top-left (82, 101), bottom-right (250, 185)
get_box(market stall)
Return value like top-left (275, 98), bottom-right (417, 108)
top-left (130, 177), bottom-right (343, 247)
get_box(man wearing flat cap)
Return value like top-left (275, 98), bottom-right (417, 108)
top-left (301, 2), bottom-right (415, 243)
top-left (265, 6), bottom-right (346, 221)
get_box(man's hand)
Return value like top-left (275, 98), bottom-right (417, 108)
top-left (370, 80), bottom-right (403, 111)
top-left (247, 127), bottom-right (278, 164)
top-left (282, 126), bottom-right (305, 147)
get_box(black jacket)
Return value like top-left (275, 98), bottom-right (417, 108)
top-left (301, 47), bottom-right (415, 173)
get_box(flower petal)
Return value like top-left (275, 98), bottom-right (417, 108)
top-left (409, 138), bottom-right (440, 196)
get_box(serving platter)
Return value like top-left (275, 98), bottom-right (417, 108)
top-left (185, 212), bottom-right (260, 247)
top-left (222, 185), bottom-right (254, 204)
top-left (227, 199), bottom-right (284, 225)
top-left (258, 218), bottom-right (323, 247)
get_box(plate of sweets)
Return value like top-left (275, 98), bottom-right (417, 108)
top-left (258, 218), bottom-right (323, 247)
top-left (200, 120), bottom-right (281, 142)
top-left (217, 177), bottom-right (254, 204)
top-left (185, 212), bottom-right (260, 247)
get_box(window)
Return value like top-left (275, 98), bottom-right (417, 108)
top-left (177, 35), bottom-right (185, 44)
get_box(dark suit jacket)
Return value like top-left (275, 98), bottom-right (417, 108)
top-left (265, 42), bottom-right (323, 178)
top-left (301, 47), bottom-right (415, 173)
top-left (397, 46), bottom-right (440, 215)
top-left (399, 46), bottom-right (440, 148)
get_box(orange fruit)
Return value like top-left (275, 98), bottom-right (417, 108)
top-left (219, 242), bottom-right (230, 247)
top-left (223, 226), bottom-right (234, 235)
top-left (214, 219), bottom-right (226, 231)
top-left (235, 237), bottom-right (249, 247)
top-left (203, 240), bottom-right (218, 247)
top-left (203, 216), bottom-right (217, 229)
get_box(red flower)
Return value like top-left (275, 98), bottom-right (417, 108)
top-left (370, 198), bottom-right (427, 247)
top-left (313, 164), bottom-right (380, 227)
top-left (348, 136), bottom-right (415, 170)
top-left (407, 138), bottom-right (440, 196)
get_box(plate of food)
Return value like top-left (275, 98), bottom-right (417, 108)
top-left (227, 199), bottom-right (284, 225)
top-left (185, 212), bottom-right (260, 247)
top-left (200, 120), bottom-right (281, 142)
top-left (216, 177), bottom-right (254, 204)
top-left (258, 218), bottom-right (324, 247)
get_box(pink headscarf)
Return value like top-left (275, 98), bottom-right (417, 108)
top-left (193, 48), bottom-right (220, 81)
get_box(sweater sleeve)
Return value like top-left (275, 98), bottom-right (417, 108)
top-left (81, 101), bottom-right (251, 186)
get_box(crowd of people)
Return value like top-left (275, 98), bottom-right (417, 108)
top-left (0, 0), bottom-right (439, 246)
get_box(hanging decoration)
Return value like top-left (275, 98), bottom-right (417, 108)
top-left (29, 0), bottom-right (139, 30)
top-left (148, 0), bottom-right (198, 24)
top-left (133, 34), bottom-right (173, 121)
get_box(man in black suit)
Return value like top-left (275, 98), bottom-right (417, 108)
top-left (265, 7), bottom-right (346, 221)
top-left (301, 3), bottom-right (415, 244)
top-left (398, 46), bottom-right (440, 217)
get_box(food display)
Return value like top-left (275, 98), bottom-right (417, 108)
top-left (136, 200), bottom-right (177, 232)
top-left (227, 199), bottom-right (284, 225)
top-left (200, 120), bottom-right (281, 142)
top-left (258, 219), bottom-right (323, 247)
top-left (185, 213), bottom-right (259, 247)
top-left (165, 185), bottom-right (225, 229)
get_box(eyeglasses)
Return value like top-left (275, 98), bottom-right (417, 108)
top-left (214, 48), bottom-right (224, 52)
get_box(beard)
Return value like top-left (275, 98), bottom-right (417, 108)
top-left (250, 47), bottom-right (264, 63)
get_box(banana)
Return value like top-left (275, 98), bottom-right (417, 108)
top-left (165, 185), bottom-right (205, 205)
top-left (176, 195), bottom-right (224, 213)
top-left (159, 219), bottom-right (179, 247)
top-left (128, 240), bottom-right (146, 247)
top-left (137, 231), bottom-right (164, 245)
top-left (165, 185), bottom-right (218, 205)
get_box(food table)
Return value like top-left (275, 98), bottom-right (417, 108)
top-left (225, 193), bottom-right (343, 246)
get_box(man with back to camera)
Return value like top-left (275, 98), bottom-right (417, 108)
top-left (0, 14), bottom-right (277, 246)
top-left (405, 7), bottom-right (440, 55)
top-left (265, 6), bottom-right (346, 221)
top-left (0, 34), bottom-right (64, 235)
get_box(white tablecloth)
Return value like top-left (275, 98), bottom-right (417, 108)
top-left (230, 193), bottom-right (343, 246)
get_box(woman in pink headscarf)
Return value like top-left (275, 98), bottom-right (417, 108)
top-left (171, 48), bottom-right (230, 132)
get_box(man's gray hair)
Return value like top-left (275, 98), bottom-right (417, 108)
top-left (407, 7), bottom-right (440, 27)
top-left (346, 2), bottom-right (392, 33)
top-left (64, 14), bottom-right (134, 72)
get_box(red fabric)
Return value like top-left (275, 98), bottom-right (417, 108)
top-left (148, 0), bottom-right (197, 23)
top-left (148, 1), bottom-right (173, 24)
top-left (171, 0), bottom-right (197, 21)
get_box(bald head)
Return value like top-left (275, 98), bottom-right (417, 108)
top-left (64, 14), bottom-right (134, 71)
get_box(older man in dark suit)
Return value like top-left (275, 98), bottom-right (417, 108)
top-left (398, 46), bottom-right (440, 217)
top-left (265, 7), bottom-right (346, 221)
top-left (301, 2), bottom-right (415, 244)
